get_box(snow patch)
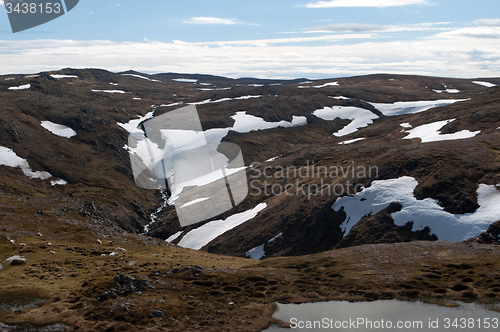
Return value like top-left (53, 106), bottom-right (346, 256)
top-left (400, 123), bottom-right (413, 129)
top-left (313, 106), bottom-right (379, 137)
top-left (91, 89), bottom-right (127, 94)
top-left (122, 74), bottom-right (161, 82)
top-left (172, 78), bottom-right (198, 83)
top-left (246, 245), bottom-right (265, 260)
top-left (8, 84), bottom-right (30, 90)
top-left (178, 203), bottom-right (267, 250)
top-left (331, 96), bottom-right (350, 100)
top-left (50, 74), bottom-right (78, 79)
top-left (117, 111), bottom-right (155, 134)
top-left (181, 197), bottom-right (210, 208)
top-left (166, 231), bottom-right (183, 243)
top-left (41, 121), bottom-right (76, 138)
top-left (161, 102), bottom-right (183, 107)
top-left (339, 138), bottom-right (366, 145)
top-left (265, 156), bottom-right (279, 162)
top-left (4, 255), bottom-right (26, 263)
top-left (231, 111), bottom-right (305, 133)
top-left (0, 146), bottom-right (52, 180)
top-left (299, 81), bottom-right (339, 89)
top-left (188, 95), bottom-right (262, 106)
top-left (51, 179), bottom-right (67, 186)
top-left (403, 119), bottom-right (480, 143)
top-left (433, 89), bottom-right (460, 94)
top-left (333, 176), bottom-right (500, 242)
top-left (246, 233), bottom-right (282, 260)
top-left (473, 81), bottom-right (497, 88)
top-left (368, 99), bottom-right (468, 116)
top-left (291, 116), bottom-right (307, 126)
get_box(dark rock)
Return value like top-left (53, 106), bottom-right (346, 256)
top-left (98, 274), bottom-right (155, 301)
top-left (96, 290), bottom-right (118, 302)
top-left (115, 274), bottom-right (135, 284)
top-left (151, 309), bottom-right (165, 318)
top-left (337, 203), bottom-right (437, 248)
top-left (9, 259), bottom-right (25, 266)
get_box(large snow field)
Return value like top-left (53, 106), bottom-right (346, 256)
top-left (333, 176), bottom-right (500, 241)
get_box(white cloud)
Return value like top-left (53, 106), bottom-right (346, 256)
top-left (474, 19), bottom-right (500, 27)
top-left (0, 0), bottom-right (4, 4)
top-left (435, 26), bottom-right (500, 39)
top-left (307, 23), bottom-right (387, 33)
top-left (306, 22), bottom-right (451, 34)
top-left (305, 0), bottom-right (429, 8)
top-left (183, 17), bottom-right (239, 25)
top-left (1, 28), bottom-right (499, 79)
top-left (182, 33), bottom-right (372, 46)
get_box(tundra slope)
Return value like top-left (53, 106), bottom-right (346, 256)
top-left (0, 69), bottom-right (500, 260)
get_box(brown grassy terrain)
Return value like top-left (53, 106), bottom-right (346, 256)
top-left (2, 205), bottom-right (500, 331)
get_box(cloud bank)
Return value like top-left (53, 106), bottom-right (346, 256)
top-left (304, 0), bottom-right (429, 8)
top-left (0, 25), bottom-right (499, 79)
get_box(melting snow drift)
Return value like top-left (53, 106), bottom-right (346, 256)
top-left (333, 176), bottom-right (500, 241)
top-left (369, 99), bottom-right (467, 116)
top-left (299, 82), bottom-right (339, 89)
top-left (313, 106), bottom-right (378, 137)
top-left (339, 138), bottom-right (366, 145)
top-left (166, 231), bottom-right (183, 243)
top-left (246, 233), bottom-right (283, 260)
top-left (41, 121), bottom-right (76, 138)
top-left (50, 75), bottom-right (78, 79)
top-left (122, 74), bottom-right (161, 82)
top-left (8, 84), bottom-right (30, 90)
top-left (178, 203), bottom-right (267, 250)
top-left (473, 81), bottom-right (497, 88)
top-left (433, 89), bottom-right (460, 94)
top-left (232, 112), bottom-right (306, 133)
top-left (403, 119), bottom-right (480, 143)
top-left (172, 78), bottom-right (198, 83)
top-left (0, 146), bottom-right (52, 180)
top-left (91, 89), bottom-right (127, 94)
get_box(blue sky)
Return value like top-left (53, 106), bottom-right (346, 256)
top-left (0, 0), bottom-right (499, 78)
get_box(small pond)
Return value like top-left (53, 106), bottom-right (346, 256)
top-left (0, 322), bottom-right (66, 332)
top-left (0, 293), bottom-right (46, 312)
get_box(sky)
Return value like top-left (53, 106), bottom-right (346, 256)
top-left (0, 0), bottom-right (499, 78)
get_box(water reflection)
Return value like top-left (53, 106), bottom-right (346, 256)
top-left (0, 293), bottom-right (46, 312)
top-left (0, 322), bottom-right (66, 332)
